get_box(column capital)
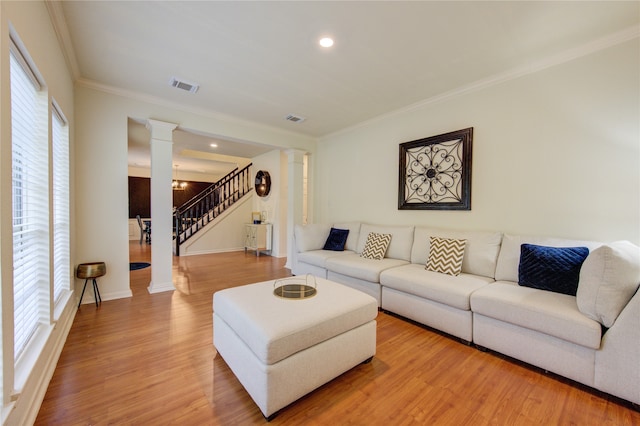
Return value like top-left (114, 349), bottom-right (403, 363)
top-left (146, 119), bottom-right (178, 142)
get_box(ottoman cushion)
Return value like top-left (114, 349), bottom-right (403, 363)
top-left (214, 277), bottom-right (378, 365)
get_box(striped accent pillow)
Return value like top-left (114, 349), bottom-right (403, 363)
top-left (361, 232), bottom-right (392, 260)
top-left (427, 236), bottom-right (467, 276)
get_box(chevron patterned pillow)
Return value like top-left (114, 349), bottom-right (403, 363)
top-left (427, 236), bottom-right (467, 276)
top-left (361, 232), bottom-right (392, 260)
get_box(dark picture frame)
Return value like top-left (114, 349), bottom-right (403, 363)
top-left (255, 170), bottom-right (271, 197)
top-left (398, 127), bottom-right (473, 210)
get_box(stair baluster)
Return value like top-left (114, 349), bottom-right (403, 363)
top-left (174, 163), bottom-right (253, 256)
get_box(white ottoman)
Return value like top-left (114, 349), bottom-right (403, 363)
top-left (213, 277), bottom-right (378, 419)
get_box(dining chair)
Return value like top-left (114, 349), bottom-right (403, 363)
top-left (136, 214), bottom-right (151, 244)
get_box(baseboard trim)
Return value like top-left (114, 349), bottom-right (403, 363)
top-left (147, 281), bottom-right (176, 294)
top-left (77, 289), bottom-right (133, 305)
top-left (180, 247), bottom-right (244, 257)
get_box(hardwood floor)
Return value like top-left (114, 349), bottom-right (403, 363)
top-left (36, 242), bottom-right (639, 425)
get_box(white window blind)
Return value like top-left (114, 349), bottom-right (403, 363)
top-left (52, 103), bottom-right (70, 303)
top-left (10, 45), bottom-right (49, 359)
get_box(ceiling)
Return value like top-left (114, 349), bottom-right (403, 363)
top-left (52, 1), bottom-right (639, 173)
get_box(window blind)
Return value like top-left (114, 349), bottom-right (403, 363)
top-left (10, 47), bottom-right (49, 358)
top-left (52, 103), bottom-right (70, 303)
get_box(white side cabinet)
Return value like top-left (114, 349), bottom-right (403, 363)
top-left (129, 219), bottom-right (138, 240)
top-left (244, 223), bottom-right (272, 257)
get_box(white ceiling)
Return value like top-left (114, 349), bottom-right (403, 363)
top-left (52, 1), bottom-right (639, 172)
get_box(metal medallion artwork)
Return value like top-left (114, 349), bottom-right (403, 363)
top-left (273, 275), bottom-right (317, 299)
top-left (398, 127), bottom-right (473, 210)
top-left (255, 170), bottom-right (271, 197)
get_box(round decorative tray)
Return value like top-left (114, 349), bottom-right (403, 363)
top-left (273, 275), bottom-right (317, 299)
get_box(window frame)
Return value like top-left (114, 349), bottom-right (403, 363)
top-left (51, 100), bottom-right (71, 311)
top-left (8, 33), bottom-right (53, 399)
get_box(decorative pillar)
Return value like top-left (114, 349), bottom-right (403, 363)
top-left (285, 149), bottom-right (305, 269)
top-left (146, 119), bottom-right (178, 293)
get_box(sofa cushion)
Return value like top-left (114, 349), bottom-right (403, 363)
top-left (411, 228), bottom-right (502, 278)
top-left (297, 249), bottom-right (354, 268)
top-left (332, 222), bottom-right (361, 252)
top-left (495, 234), bottom-right (601, 283)
top-left (380, 264), bottom-right (493, 310)
top-left (356, 224), bottom-right (414, 261)
top-left (518, 244), bottom-right (589, 296)
top-left (470, 281), bottom-right (602, 349)
top-left (294, 224), bottom-right (331, 252)
top-left (323, 228), bottom-right (350, 251)
top-left (361, 232), bottom-right (392, 260)
top-left (426, 236), bottom-right (466, 276)
top-left (577, 241), bottom-right (640, 328)
top-left (326, 253), bottom-right (409, 283)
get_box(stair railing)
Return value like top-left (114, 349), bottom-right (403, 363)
top-left (174, 163), bottom-right (252, 255)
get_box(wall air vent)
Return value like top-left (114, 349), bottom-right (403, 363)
top-left (285, 114), bottom-right (306, 123)
top-left (169, 77), bottom-right (199, 94)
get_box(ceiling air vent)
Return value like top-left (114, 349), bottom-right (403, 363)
top-left (169, 77), bottom-right (199, 94)
top-left (285, 114), bottom-right (306, 123)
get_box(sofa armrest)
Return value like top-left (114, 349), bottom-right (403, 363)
top-left (294, 224), bottom-right (331, 253)
top-left (595, 288), bottom-right (640, 405)
top-left (291, 224), bottom-right (330, 274)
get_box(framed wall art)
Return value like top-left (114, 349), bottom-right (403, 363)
top-left (398, 127), bottom-right (473, 210)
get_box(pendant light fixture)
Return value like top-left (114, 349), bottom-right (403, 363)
top-left (172, 164), bottom-right (187, 191)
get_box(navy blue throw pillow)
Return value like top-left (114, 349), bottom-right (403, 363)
top-left (323, 228), bottom-right (349, 251)
top-left (518, 244), bottom-right (589, 296)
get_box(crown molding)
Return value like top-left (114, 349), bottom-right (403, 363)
top-left (321, 24), bottom-right (640, 141)
top-left (45, 0), bottom-right (80, 80)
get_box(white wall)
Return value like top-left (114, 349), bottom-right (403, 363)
top-left (252, 150), bottom-right (288, 257)
top-left (315, 38), bottom-right (640, 245)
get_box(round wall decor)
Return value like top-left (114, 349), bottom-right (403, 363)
top-left (255, 170), bottom-right (271, 197)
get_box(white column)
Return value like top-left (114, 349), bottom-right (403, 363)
top-left (285, 149), bottom-right (305, 269)
top-left (146, 119), bottom-right (178, 293)
top-left (304, 152), bottom-right (312, 224)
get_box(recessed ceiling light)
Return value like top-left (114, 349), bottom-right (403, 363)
top-left (210, 143), bottom-right (218, 148)
top-left (319, 37), bottom-right (334, 48)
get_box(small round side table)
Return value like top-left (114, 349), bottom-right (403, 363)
top-left (76, 262), bottom-right (106, 308)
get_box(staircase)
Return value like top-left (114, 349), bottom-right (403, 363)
top-left (173, 164), bottom-right (252, 256)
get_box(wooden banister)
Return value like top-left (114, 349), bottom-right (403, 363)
top-left (174, 163), bottom-right (252, 256)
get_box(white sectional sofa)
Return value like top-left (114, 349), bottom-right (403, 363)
top-left (380, 227), bottom-right (502, 343)
top-left (291, 222), bottom-right (640, 406)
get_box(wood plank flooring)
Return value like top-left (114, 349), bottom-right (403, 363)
top-left (35, 242), bottom-right (639, 425)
